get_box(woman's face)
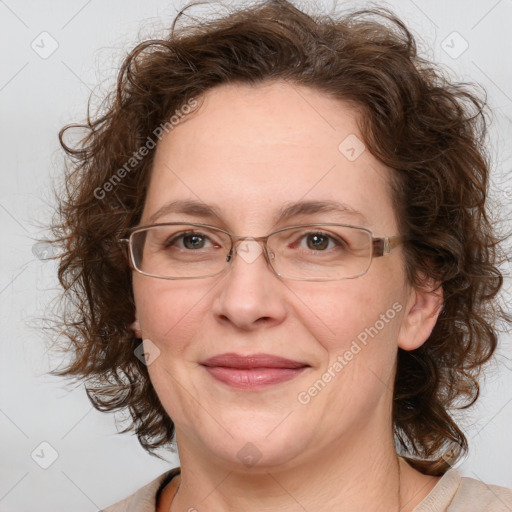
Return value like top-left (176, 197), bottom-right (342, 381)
top-left (131, 81), bottom-right (439, 471)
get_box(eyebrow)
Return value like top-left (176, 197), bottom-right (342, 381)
top-left (147, 199), bottom-right (368, 226)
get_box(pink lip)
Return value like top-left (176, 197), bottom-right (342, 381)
top-left (200, 353), bottom-right (310, 390)
top-left (203, 367), bottom-right (308, 389)
top-left (200, 352), bottom-right (308, 369)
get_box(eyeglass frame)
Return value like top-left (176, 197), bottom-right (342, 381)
top-left (119, 222), bottom-right (407, 281)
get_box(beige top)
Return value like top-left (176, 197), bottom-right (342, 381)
top-left (101, 465), bottom-right (512, 512)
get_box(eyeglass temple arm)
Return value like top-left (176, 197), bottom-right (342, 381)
top-left (372, 235), bottom-right (404, 257)
top-left (118, 238), bottom-right (132, 263)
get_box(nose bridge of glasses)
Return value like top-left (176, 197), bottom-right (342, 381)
top-left (229, 234), bottom-right (274, 266)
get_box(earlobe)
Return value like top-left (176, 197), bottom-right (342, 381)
top-left (397, 278), bottom-right (443, 351)
top-left (130, 317), bottom-right (143, 339)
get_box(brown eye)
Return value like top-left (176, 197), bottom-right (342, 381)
top-left (182, 234), bottom-right (206, 250)
top-left (306, 233), bottom-right (330, 250)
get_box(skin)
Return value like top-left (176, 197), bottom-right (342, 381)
top-left (131, 81), bottom-right (444, 512)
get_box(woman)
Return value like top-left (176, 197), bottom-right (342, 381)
top-left (50, 1), bottom-right (512, 510)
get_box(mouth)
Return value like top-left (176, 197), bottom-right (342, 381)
top-left (200, 353), bottom-right (310, 390)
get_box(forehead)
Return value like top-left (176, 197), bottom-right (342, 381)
top-left (143, 81), bottom-right (397, 235)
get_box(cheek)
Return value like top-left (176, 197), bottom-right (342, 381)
top-left (292, 279), bottom-right (405, 377)
top-left (132, 276), bottom-right (211, 356)
top-left (290, 277), bottom-right (397, 335)
top-left (133, 279), bottom-right (212, 423)
top-left (287, 286), bottom-right (404, 431)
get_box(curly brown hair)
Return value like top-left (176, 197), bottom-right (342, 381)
top-left (49, 0), bottom-right (512, 476)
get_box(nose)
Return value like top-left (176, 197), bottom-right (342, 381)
top-left (211, 237), bottom-right (286, 330)
top-left (226, 237), bottom-right (275, 267)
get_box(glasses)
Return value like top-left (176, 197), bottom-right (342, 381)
top-left (119, 222), bottom-right (406, 281)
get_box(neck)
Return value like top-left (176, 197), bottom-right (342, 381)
top-left (169, 428), bottom-right (407, 512)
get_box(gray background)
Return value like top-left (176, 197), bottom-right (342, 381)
top-left (0, 0), bottom-right (511, 510)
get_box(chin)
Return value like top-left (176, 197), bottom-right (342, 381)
top-left (193, 422), bottom-right (310, 471)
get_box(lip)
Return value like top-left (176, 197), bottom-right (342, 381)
top-left (200, 353), bottom-right (310, 390)
top-left (200, 353), bottom-right (309, 369)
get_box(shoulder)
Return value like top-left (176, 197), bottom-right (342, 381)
top-left (99, 467), bottom-right (181, 512)
top-left (413, 468), bottom-right (512, 512)
top-left (448, 475), bottom-right (512, 512)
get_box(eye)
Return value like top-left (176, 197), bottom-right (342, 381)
top-left (305, 233), bottom-right (330, 251)
top-left (165, 231), bottom-right (217, 250)
top-left (293, 231), bottom-right (346, 251)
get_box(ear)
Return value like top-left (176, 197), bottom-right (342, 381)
top-left (397, 276), bottom-right (443, 351)
top-left (130, 314), bottom-right (143, 339)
